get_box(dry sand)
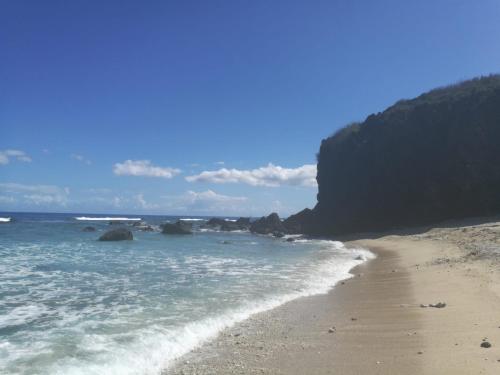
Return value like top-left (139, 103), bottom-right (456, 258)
top-left (169, 218), bottom-right (500, 374)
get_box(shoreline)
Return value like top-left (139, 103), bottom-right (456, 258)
top-left (170, 220), bottom-right (500, 374)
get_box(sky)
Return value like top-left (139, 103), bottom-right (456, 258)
top-left (1, 0), bottom-right (500, 217)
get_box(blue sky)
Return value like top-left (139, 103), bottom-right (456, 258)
top-left (1, 0), bottom-right (500, 216)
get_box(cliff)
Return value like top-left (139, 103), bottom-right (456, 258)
top-left (291, 75), bottom-right (500, 235)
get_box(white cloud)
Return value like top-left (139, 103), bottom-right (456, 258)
top-left (0, 149), bottom-right (32, 165)
top-left (0, 195), bottom-right (16, 204)
top-left (185, 190), bottom-right (247, 204)
top-left (0, 182), bottom-right (69, 206)
top-left (186, 163), bottom-right (317, 187)
top-left (113, 160), bottom-right (181, 178)
top-left (135, 193), bottom-right (159, 210)
top-left (70, 153), bottom-right (91, 165)
top-left (161, 190), bottom-right (247, 214)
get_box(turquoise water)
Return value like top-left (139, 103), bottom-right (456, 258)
top-left (0, 213), bottom-right (372, 375)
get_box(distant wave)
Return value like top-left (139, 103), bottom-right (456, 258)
top-left (179, 218), bottom-right (206, 222)
top-left (74, 217), bottom-right (142, 221)
top-left (0, 217), bottom-right (11, 223)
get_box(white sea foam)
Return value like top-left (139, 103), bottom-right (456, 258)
top-left (178, 218), bottom-right (205, 222)
top-left (74, 217), bottom-right (142, 221)
top-left (0, 217), bottom-right (11, 222)
top-left (0, 304), bottom-right (53, 328)
top-left (44, 241), bottom-right (374, 375)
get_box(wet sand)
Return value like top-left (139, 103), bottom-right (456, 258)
top-left (170, 219), bottom-right (500, 374)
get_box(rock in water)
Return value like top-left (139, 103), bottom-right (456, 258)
top-left (99, 228), bottom-right (133, 241)
top-left (235, 217), bottom-right (251, 227)
top-left (250, 213), bottom-right (286, 235)
top-left (205, 218), bottom-right (227, 227)
top-left (282, 208), bottom-right (314, 234)
top-left (161, 221), bottom-right (193, 235)
top-left (204, 217), bottom-right (251, 231)
top-left (82, 226), bottom-right (96, 232)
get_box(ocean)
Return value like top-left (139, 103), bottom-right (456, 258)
top-left (0, 212), bottom-right (373, 375)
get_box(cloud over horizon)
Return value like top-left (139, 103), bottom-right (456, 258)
top-left (0, 149), bottom-right (32, 165)
top-left (113, 160), bottom-right (181, 178)
top-left (0, 182), bottom-right (69, 206)
top-left (161, 189), bottom-right (248, 214)
top-left (186, 163), bottom-right (317, 187)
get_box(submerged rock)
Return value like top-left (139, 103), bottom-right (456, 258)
top-left (82, 226), bottom-right (96, 232)
top-left (99, 228), bottom-right (133, 241)
top-left (161, 221), bottom-right (193, 235)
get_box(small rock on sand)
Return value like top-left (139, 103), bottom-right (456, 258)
top-left (429, 302), bottom-right (446, 308)
top-left (481, 341), bottom-right (492, 348)
top-left (421, 302), bottom-right (446, 308)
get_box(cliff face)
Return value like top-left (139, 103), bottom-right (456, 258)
top-left (302, 75), bottom-right (500, 235)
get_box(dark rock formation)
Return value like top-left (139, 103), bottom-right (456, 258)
top-left (82, 226), bottom-right (96, 232)
top-left (221, 218), bottom-right (251, 231)
top-left (108, 221), bottom-right (124, 225)
top-left (99, 228), bottom-right (133, 241)
top-left (161, 221), bottom-right (193, 235)
top-left (250, 213), bottom-right (286, 235)
top-left (205, 218), bottom-right (227, 227)
top-left (235, 217), bottom-right (251, 227)
top-left (283, 208), bottom-right (314, 234)
top-left (204, 217), bottom-right (251, 231)
top-left (296, 75), bottom-right (500, 235)
top-left (220, 221), bottom-right (240, 231)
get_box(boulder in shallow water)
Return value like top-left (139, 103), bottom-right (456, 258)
top-left (99, 228), bottom-right (133, 241)
top-left (161, 221), bottom-right (192, 235)
top-left (82, 226), bottom-right (96, 232)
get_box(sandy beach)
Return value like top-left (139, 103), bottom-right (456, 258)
top-left (170, 218), bottom-right (500, 374)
